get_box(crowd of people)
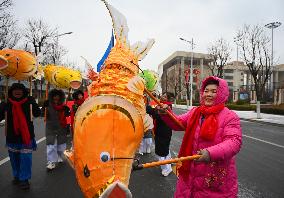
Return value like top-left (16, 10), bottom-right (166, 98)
top-left (0, 75), bottom-right (242, 197)
top-left (0, 84), bottom-right (85, 189)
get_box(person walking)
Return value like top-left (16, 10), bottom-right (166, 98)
top-left (158, 76), bottom-right (242, 197)
top-left (0, 83), bottom-right (41, 189)
top-left (42, 89), bottom-right (70, 171)
top-left (147, 93), bottom-right (173, 177)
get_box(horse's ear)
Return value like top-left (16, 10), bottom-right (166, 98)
top-left (131, 39), bottom-right (155, 61)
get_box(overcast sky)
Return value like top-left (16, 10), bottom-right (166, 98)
top-left (13, 0), bottom-right (284, 71)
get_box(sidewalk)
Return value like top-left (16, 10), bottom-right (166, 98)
top-left (175, 104), bottom-right (284, 126)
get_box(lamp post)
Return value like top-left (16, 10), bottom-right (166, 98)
top-left (265, 22), bottom-right (281, 93)
top-left (264, 22), bottom-right (281, 68)
top-left (234, 36), bottom-right (242, 92)
top-left (180, 37), bottom-right (196, 107)
top-left (54, 31), bottom-right (73, 64)
top-left (233, 37), bottom-right (241, 66)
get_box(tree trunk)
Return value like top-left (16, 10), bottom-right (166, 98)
top-left (186, 83), bottom-right (190, 100)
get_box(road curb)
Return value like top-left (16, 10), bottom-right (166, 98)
top-left (0, 121), bottom-right (4, 127)
top-left (175, 107), bottom-right (284, 127)
top-left (240, 118), bottom-right (284, 127)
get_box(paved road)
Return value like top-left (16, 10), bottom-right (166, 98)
top-left (0, 108), bottom-right (284, 198)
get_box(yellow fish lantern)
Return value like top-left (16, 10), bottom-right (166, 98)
top-left (52, 67), bottom-right (82, 89)
top-left (0, 55), bottom-right (8, 70)
top-left (0, 49), bottom-right (37, 80)
top-left (68, 1), bottom-right (155, 197)
top-left (43, 64), bottom-right (57, 84)
top-left (44, 65), bottom-right (82, 89)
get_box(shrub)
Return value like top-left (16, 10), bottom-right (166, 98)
top-left (258, 107), bottom-right (284, 115)
top-left (226, 104), bottom-right (256, 111)
top-left (235, 100), bottom-right (249, 105)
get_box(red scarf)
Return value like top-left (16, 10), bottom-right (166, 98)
top-left (52, 104), bottom-right (67, 128)
top-left (178, 103), bottom-right (225, 175)
top-left (8, 98), bottom-right (31, 145)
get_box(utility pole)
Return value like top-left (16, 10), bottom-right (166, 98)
top-left (180, 37), bottom-right (196, 106)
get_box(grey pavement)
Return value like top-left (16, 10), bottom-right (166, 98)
top-left (175, 104), bottom-right (284, 126)
top-left (0, 109), bottom-right (284, 197)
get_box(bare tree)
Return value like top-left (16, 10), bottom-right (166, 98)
top-left (235, 24), bottom-right (271, 102)
top-left (166, 66), bottom-right (187, 100)
top-left (207, 38), bottom-right (232, 78)
top-left (0, 0), bottom-right (12, 11)
top-left (0, 0), bottom-right (20, 49)
top-left (22, 19), bottom-right (57, 98)
top-left (41, 41), bottom-right (68, 65)
top-left (22, 19), bottom-right (57, 56)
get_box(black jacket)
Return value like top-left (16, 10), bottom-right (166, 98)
top-left (0, 96), bottom-right (41, 144)
top-left (146, 105), bottom-right (172, 156)
top-left (41, 89), bottom-right (70, 145)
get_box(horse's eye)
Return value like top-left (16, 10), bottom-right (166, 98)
top-left (100, 152), bottom-right (110, 162)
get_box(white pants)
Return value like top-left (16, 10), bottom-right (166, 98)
top-left (158, 152), bottom-right (172, 172)
top-left (47, 139), bottom-right (66, 163)
top-left (139, 138), bottom-right (152, 153)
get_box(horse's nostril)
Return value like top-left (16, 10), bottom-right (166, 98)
top-left (100, 152), bottom-right (110, 162)
top-left (83, 164), bottom-right (90, 178)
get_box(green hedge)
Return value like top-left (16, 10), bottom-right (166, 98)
top-left (226, 104), bottom-right (256, 111)
top-left (235, 100), bottom-right (250, 105)
top-left (175, 100), bottom-right (199, 106)
top-left (259, 107), bottom-right (284, 115)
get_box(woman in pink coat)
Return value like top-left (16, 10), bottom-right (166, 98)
top-left (159, 76), bottom-right (242, 198)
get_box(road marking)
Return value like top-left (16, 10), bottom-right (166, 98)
top-left (243, 134), bottom-right (284, 149)
top-left (36, 137), bottom-right (46, 144)
top-left (0, 137), bottom-right (46, 166)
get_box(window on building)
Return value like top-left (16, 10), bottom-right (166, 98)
top-left (224, 69), bottom-right (234, 73)
top-left (228, 82), bottom-right (233, 86)
top-left (224, 76), bottom-right (233, 80)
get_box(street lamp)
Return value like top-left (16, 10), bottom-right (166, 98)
top-left (180, 37), bottom-right (196, 107)
top-left (265, 22), bottom-right (281, 99)
top-left (54, 31), bottom-right (73, 64)
top-left (56, 31), bottom-right (73, 38)
top-left (233, 37), bottom-right (241, 66)
top-left (264, 22), bottom-right (281, 68)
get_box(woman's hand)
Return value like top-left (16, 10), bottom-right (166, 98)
top-left (155, 104), bottom-right (169, 114)
top-left (196, 149), bottom-right (211, 162)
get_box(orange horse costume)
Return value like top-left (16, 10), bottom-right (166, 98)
top-left (65, 1), bottom-right (155, 197)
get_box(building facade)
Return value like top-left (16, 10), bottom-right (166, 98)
top-left (159, 51), bottom-right (213, 102)
top-left (159, 51), bottom-right (284, 104)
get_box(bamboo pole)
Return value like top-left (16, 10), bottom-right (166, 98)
top-left (44, 82), bottom-right (49, 123)
top-left (29, 77), bottom-right (33, 121)
top-left (133, 155), bottom-right (201, 170)
top-left (144, 89), bottom-right (185, 130)
top-left (4, 77), bottom-right (9, 136)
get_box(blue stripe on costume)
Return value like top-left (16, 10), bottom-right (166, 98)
top-left (8, 151), bottom-right (32, 181)
top-left (7, 138), bottom-right (36, 181)
top-left (6, 138), bottom-right (37, 152)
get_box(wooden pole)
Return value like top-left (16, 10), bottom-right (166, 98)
top-left (144, 89), bottom-right (185, 130)
top-left (4, 77), bottom-right (9, 136)
top-left (44, 82), bottom-right (49, 123)
top-left (29, 77), bottom-right (33, 121)
top-left (133, 155), bottom-right (201, 170)
top-left (68, 88), bottom-right (72, 101)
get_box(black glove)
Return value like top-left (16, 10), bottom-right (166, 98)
top-left (64, 106), bottom-right (70, 116)
top-left (27, 96), bottom-right (37, 104)
top-left (0, 101), bottom-right (8, 112)
top-left (43, 100), bottom-right (49, 107)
